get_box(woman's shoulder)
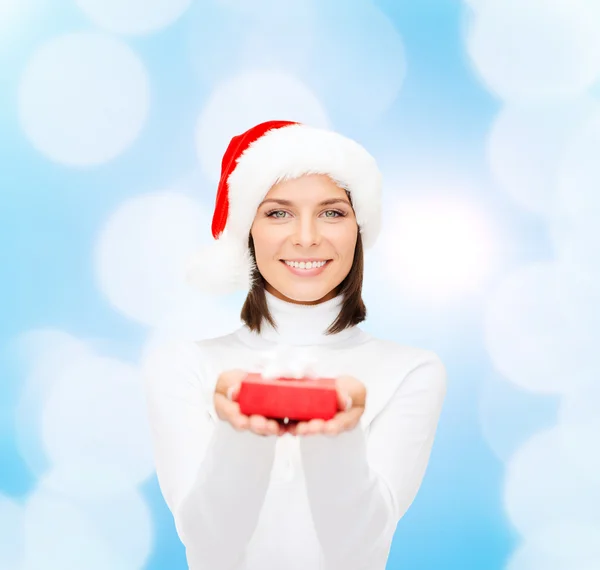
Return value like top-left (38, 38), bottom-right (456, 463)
top-left (143, 329), bottom-right (246, 373)
top-left (358, 330), bottom-right (443, 366)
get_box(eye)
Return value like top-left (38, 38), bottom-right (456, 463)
top-left (266, 209), bottom-right (289, 218)
top-left (323, 209), bottom-right (345, 218)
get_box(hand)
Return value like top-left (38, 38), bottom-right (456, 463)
top-left (213, 369), bottom-right (286, 437)
top-left (287, 375), bottom-right (366, 437)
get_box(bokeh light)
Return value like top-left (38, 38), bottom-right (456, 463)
top-left (22, 483), bottom-right (152, 570)
top-left (483, 261), bottom-right (596, 395)
top-left (18, 32), bottom-right (149, 166)
top-left (506, 520), bottom-right (600, 570)
top-left (487, 97), bottom-right (597, 216)
top-left (504, 424), bottom-right (600, 536)
top-left (466, 0), bottom-right (600, 101)
top-left (195, 70), bottom-right (330, 184)
top-left (40, 353), bottom-right (154, 487)
top-left (95, 191), bottom-right (209, 326)
top-left (378, 196), bottom-right (497, 302)
top-left (186, 0), bottom-right (404, 128)
top-left (0, 494), bottom-right (24, 569)
top-left (75, 0), bottom-right (192, 35)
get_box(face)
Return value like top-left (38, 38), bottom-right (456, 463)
top-left (250, 173), bottom-right (358, 305)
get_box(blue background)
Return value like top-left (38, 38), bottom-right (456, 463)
top-left (2, 0), bottom-right (596, 569)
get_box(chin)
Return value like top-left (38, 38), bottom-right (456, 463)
top-left (272, 283), bottom-right (336, 304)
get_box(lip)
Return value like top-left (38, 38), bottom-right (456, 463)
top-left (281, 259), bottom-right (331, 277)
top-left (281, 258), bottom-right (328, 263)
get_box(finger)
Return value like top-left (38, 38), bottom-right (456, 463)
top-left (306, 419), bottom-right (326, 434)
top-left (324, 409), bottom-right (362, 436)
top-left (344, 394), bottom-right (353, 411)
top-left (214, 394), bottom-right (249, 430)
top-left (338, 409), bottom-right (362, 432)
top-left (323, 417), bottom-right (343, 435)
top-left (226, 382), bottom-right (241, 402)
top-left (336, 389), bottom-right (353, 412)
top-left (295, 419), bottom-right (326, 436)
top-left (266, 419), bottom-right (282, 436)
top-left (248, 414), bottom-right (266, 434)
top-left (249, 415), bottom-right (279, 436)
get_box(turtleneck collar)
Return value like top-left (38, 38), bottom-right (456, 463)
top-left (236, 289), bottom-right (365, 348)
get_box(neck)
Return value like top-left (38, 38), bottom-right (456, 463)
top-left (238, 289), bottom-right (360, 347)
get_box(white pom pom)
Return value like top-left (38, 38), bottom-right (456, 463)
top-left (185, 232), bottom-right (256, 295)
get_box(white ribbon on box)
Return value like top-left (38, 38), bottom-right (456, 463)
top-left (255, 344), bottom-right (320, 381)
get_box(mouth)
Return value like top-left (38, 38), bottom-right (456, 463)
top-left (280, 259), bottom-right (332, 276)
top-left (281, 259), bottom-right (331, 268)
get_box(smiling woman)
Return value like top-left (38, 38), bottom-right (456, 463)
top-left (244, 174), bottom-right (365, 334)
top-left (142, 120), bottom-right (447, 570)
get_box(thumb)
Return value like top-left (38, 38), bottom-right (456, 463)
top-left (227, 381), bottom-right (242, 402)
top-left (336, 388), bottom-right (353, 412)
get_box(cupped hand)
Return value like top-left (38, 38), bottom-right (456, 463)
top-left (213, 369), bottom-right (287, 437)
top-left (286, 375), bottom-right (366, 437)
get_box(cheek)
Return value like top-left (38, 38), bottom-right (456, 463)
top-left (335, 227), bottom-right (358, 261)
top-left (252, 232), bottom-right (281, 268)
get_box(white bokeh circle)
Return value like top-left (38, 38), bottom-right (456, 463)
top-left (41, 457), bottom-right (138, 501)
top-left (487, 98), bottom-right (597, 216)
top-left (506, 520), bottom-right (600, 570)
top-left (307, 0), bottom-right (406, 125)
top-left (483, 261), bottom-right (597, 395)
top-left (0, 494), bottom-right (24, 570)
top-left (550, 108), bottom-right (600, 271)
top-left (22, 484), bottom-right (152, 570)
top-left (141, 295), bottom-right (242, 363)
top-left (477, 372), bottom-right (558, 463)
top-left (13, 329), bottom-right (95, 477)
top-left (466, 0), bottom-right (600, 101)
top-left (187, 2), bottom-right (404, 126)
top-left (463, 0), bottom-right (489, 9)
top-left (555, 108), bottom-right (600, 218)
top-left (95, 191), bottom-right (210, 326)
top-left (18, 32), bottom-right (149, 166)
top-left (377, 196), bottom-right (497, 302)
top-left (75, 0), bottom-right (192, 35)
top-left (195, 70), bottom-right (330, 184)
top-left (504, 424), bottom-right (600, 536)
top-left (40, 352), bottom-right (155, 486)
top-left (559, 378), bottom-right (600, 425)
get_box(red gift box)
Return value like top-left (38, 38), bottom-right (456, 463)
top-left (238, 372), bottom-right (339, 421)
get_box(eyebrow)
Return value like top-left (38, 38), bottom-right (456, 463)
top-left (258, 198), bottom-right (351, 208)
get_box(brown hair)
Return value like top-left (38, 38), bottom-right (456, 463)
top-left (240, 200), bottom-right (367, 335)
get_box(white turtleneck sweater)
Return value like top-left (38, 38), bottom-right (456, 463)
top-left (142, 291), bottom-right (447, 570)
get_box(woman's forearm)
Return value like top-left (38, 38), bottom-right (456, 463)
top-left (300, 426), bottom-right (396, 570)
top-left (176, 420), bottom-right (277, 570)
top-left (299, 354), bottom-right (447, 569)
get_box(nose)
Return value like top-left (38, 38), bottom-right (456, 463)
top-left (291, 215), bottom-right (321, 248)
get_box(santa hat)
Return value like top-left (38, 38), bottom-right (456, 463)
top-left (185, 120), bottom-right (382, 295)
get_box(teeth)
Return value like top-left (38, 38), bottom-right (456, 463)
top-left (284, 260), bottom-right (327, 270)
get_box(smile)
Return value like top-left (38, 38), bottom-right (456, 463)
top-left (280, 259), bottom-right (331, 276)
top-left (284, 260), bottom-right (327, 269)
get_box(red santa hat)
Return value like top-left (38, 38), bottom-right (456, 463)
top-left (185, 120), bottom-right (382, 295)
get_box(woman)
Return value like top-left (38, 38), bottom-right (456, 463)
top-left (143, 120), bottom-right (447, 570)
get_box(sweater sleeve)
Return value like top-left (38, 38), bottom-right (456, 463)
top-left (141, 341), bottom-right (278, 570)
top-left (298, 351), bottom-right (447, 570)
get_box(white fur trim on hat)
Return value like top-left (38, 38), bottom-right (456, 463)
top-left (227, 123), bottom-right (382, 249)
top-left (185, 230), bottom-right (257, 295)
